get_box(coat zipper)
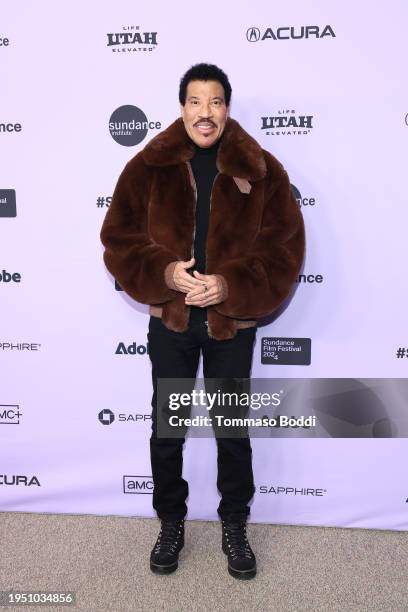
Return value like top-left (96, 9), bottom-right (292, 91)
top-left (185, 161), bottom-right (220, 337)
top-left (204, 172), bottom-right (220, 336)
top-left (206, 171), bottom-right (220, 254)
top-left (186, 160), bottom-right (199, 328)
top-left (186, 161), bottom-right (198, 262)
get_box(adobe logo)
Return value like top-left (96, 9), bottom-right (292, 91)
top-left (0, 269), bottom-right (21, 282)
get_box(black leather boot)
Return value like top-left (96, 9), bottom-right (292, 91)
top-left (150, 518), bottom-right (185, 574)
top-left (221, 514), bottom-right (256, 579)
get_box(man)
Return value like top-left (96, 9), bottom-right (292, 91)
top-left (100, 63), bottom-right (305, 579)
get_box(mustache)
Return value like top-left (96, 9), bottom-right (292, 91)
top-left (194, 119), bottom-right (216, 127)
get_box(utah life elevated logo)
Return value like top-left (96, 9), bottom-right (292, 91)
top-left (106, 25), bottom-right (158, 53)
top-left (261, 110), bottom-right (314, 136)
top-left (246, 25), bottom-right (335, 42)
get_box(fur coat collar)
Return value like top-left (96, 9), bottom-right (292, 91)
top-left (142, 116), bottom-right (268, 182)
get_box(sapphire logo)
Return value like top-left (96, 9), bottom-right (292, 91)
top-left (98, 409), bottom-right (115, 425)
top-left (246, 25), bottom-right (335, 41)
top-left (259, 485), bottom-right (327, 496)
top-left (98, 409), bottom-right (151, 424)
top-left (0, 342), bottom-right (41, 351)
top-left (109, 105), bottom-right (161, 146)
top-left (118, 414), bottom-right (151, 423)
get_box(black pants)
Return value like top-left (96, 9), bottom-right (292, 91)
top-left (147, 313), bottom-right (257, 521)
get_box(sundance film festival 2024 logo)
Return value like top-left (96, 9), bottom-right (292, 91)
top-left (109, 105), bottom-right (161, 146)
top-left (246, 25), bottom-right (335, 42)
top-left (106, 25), bottom-right (158, 53)
top-left (261, 110), bottom-right (314, 136)
top-left (261, 338), bottom-right (311, 365)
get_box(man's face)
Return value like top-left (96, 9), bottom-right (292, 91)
top-left (180, 79), bottom-right (229, 148)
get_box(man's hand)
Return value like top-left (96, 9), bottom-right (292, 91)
top-left (185, 270), bottom-right (227, 307)
top-left (171, 257), bottom-right (205, 293)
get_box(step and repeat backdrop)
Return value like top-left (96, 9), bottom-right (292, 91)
top-left (1, 1), bottom-right (408, 530)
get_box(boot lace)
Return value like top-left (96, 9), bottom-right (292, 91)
top-left (153, 519), bottom-right (184, 555)
top-left (223, 518), bottom-right (253, 560)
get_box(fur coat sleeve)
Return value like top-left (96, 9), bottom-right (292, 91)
top-left (100, 156), bottom-right (180, 305)
top-left (213, 152), bottom-right (305, 319)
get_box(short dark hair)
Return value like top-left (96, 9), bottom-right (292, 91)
top-left (179, 63), bottom-right (232, 107)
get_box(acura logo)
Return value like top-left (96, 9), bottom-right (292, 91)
top-left (246, 27), bottom-right (260, 42)
top-left (246, 25), bottom-right (335, 41)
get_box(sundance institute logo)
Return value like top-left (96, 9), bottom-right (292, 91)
top-left (291, 184), bottom-right (316, 208)
top-left (109, 105), bottom-right (161, 146)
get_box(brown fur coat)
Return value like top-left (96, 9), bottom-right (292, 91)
top-left (100, 116), bottom-right (305, 340)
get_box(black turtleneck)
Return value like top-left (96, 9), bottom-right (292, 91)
top-left (189, 136), bottom-right (222, 323)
